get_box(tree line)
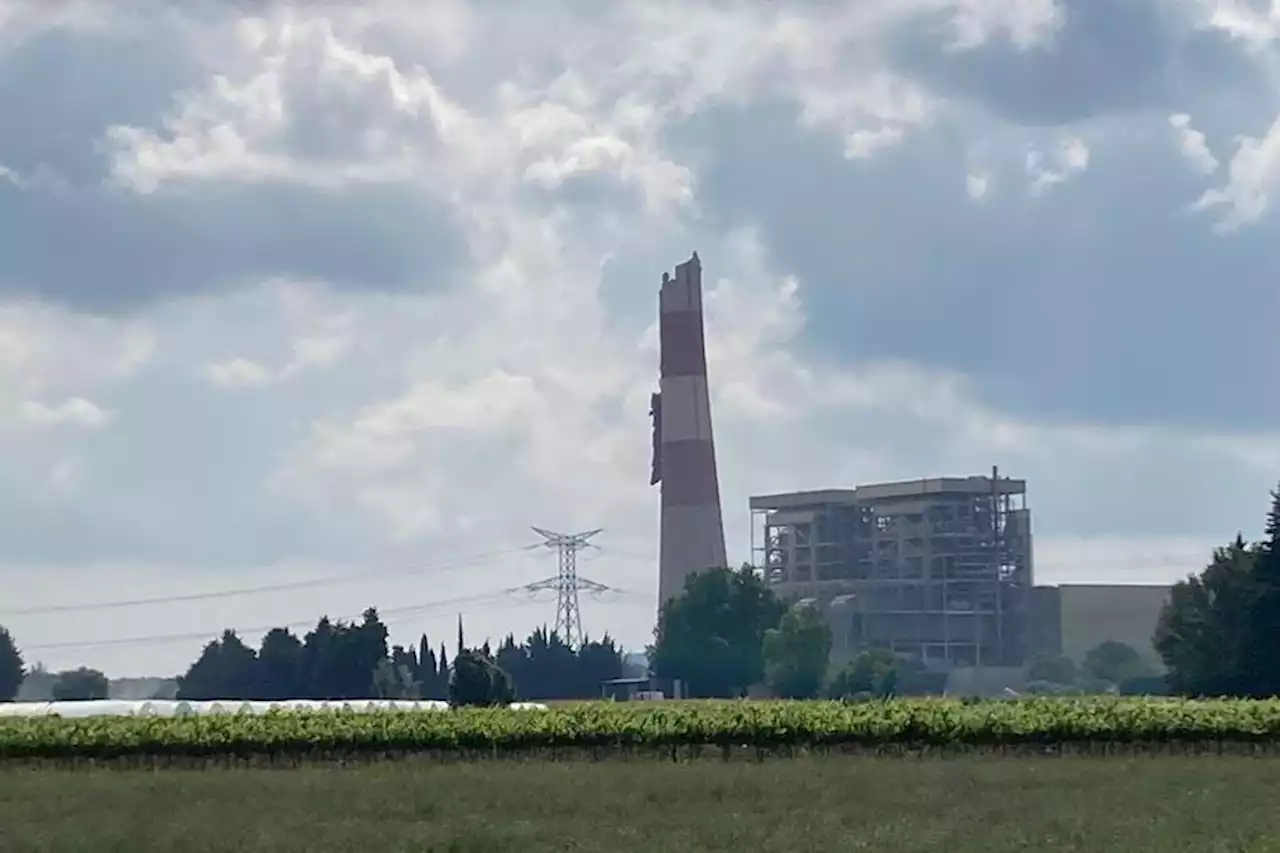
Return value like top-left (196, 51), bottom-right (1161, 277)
top-left (0, 607), bottom-right (624, 704)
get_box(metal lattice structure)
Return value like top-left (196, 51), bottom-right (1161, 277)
top-left (523, 527), bottom-right (608, 649)
top-left (750, 468), bottom-right (1033, 669)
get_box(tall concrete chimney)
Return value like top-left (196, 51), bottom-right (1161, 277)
top-left (651, 251), bottom-right (728, 610)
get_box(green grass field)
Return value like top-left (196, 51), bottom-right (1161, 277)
top-left (2, 755), bottom-right (1279, 852)
top-left (6, 699), bottom-right (1280, 851)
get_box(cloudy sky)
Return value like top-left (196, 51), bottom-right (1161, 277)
top-left (3, 0), bottom-right (1280, 677)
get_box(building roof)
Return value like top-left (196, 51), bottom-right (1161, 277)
top-left (749, 476), bottom-right (1026, 511)
top-left (600, 677), bottom-right (651, 686)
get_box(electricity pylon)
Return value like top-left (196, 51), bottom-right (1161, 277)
top-left (522, 527), bottom-right (611, 649)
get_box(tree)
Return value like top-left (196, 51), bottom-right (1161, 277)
top-left (437, 644), bottom-right (450, 695)
top-left (0, 627), bottom-right (23, 702)
top-left (827, 648), bottom-right (900, 699)
top-left (651, 565), bottom-right (787, 698)
top-left (1027, 654), bottom-right (1078, 686)
top-left (448, 648), bottom-right (513, 707)
top-left (763, 605), bottom-right (832, 699)
top-left (575, 635), bottom-right (624, 696)
top-left (1234, 485), bottom-right (1280, 696)
top-left (297, 609), bottom-right (390, 699)
top-left (417, 634), bottom-right (444, 699)
top-left (1082, 641), bottom-right (1153, 686)
top-left (172, 605), bottom-right (626, 705)
top-left (257, 628), bottom-right (304, 699)
top-left (51, 667), bottom-right (109, 701)
top-left (353, 608), bottom-right (391, 696)
top-left (495, 634), bottom-right (530, 696)
top-left (177, 630), bottom-right (259, 700)
top-left (1155, 535), bottom-right (1257, 696)
top-left (491, 628), bottom-right (622, 700)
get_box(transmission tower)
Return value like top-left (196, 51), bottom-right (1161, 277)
top-left (522, 527), bottom-right (610, 649)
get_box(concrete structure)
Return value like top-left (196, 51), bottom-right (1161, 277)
top-left (750, 472), bottom-right (1033, 667)
top-left (652, 252), bottom-right (727, 609)
top-left (1028, 584), bottom-right (1171, 671)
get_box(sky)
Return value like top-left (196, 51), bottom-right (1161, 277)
top-left (3, 0), bottom-right (1280, 677)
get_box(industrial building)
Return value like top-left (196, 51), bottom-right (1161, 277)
top-left (750, 471), bottom-right (1033, 668)
top-left (1028, 584), bottom-right (1171, 671)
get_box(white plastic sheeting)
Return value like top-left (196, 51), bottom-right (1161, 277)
top-left (0, 699), bottom-right (548, 718)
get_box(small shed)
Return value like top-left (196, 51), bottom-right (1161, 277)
top-left (600, 676), bottom-right (660, 701)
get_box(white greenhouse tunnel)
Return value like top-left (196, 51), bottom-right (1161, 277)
top-left (0, 700), bottom-right (549, 718)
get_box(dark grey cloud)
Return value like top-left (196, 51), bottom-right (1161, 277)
top-left (0, 22), bottom-right (467, 313)
top-left (0, 180), bottom-right (467, 313)
top-left (0, 26), bottom-right (204, 184)
top-left (676, 99), bottom-right (1280, 432)
top-left (889, 0), bottom-right (1267, 124)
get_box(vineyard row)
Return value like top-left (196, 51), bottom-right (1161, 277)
top-left (3, 698), bottom-right (1280, 760)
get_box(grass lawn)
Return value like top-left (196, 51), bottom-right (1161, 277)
top-left (1, 756), bottom-right (1278, 852)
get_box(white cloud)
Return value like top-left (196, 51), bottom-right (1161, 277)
top-left (1169, 112), bottom-right (1220, 175)
top-left (200, 285), bottom-right (354, 388)
top-left (844, 126), bottom-right (906, 159)
top-left (203, 338), bottom-right (348, 389)
top-left (102, 12), bottom-right (696, 217)
top-left (103, 16), bottom-right (457, 193)
top-left (1202, 0), bottom-right (1280, 49)
top-left (966, 170), bottom-right (990, 200)
top-left (1027, 135), bottom-right (1090, 195)
top-left (103, 2), bottom-right (1042, 212)
top-left (946, 0), bottom-right (1063, 49)
top-left (0, 305), bottom-right (153, 390)
top-left (1192, 114), bottom-right (1280, 230)
top-left (280, 334), bottom-right (350, 376)
top-left (0, 306), bottom-right (148, 437)
top-left (202, 358), bottom-right (273, 389)
top-left (17, 398), bottom-right (112, 428)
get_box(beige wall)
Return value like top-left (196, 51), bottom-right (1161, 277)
top-left (1057, 585), bottom-right (1170, 669)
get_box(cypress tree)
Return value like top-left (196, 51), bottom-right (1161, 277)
top-left (438, 643), bottom-right (450, 693)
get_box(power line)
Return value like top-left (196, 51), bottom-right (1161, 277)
top-left (22, 588), bottom-right (528, 652)
top-left (589, 545), bottom-right (656, 563)
top-left (0, 545), bottom-right (541, 618)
